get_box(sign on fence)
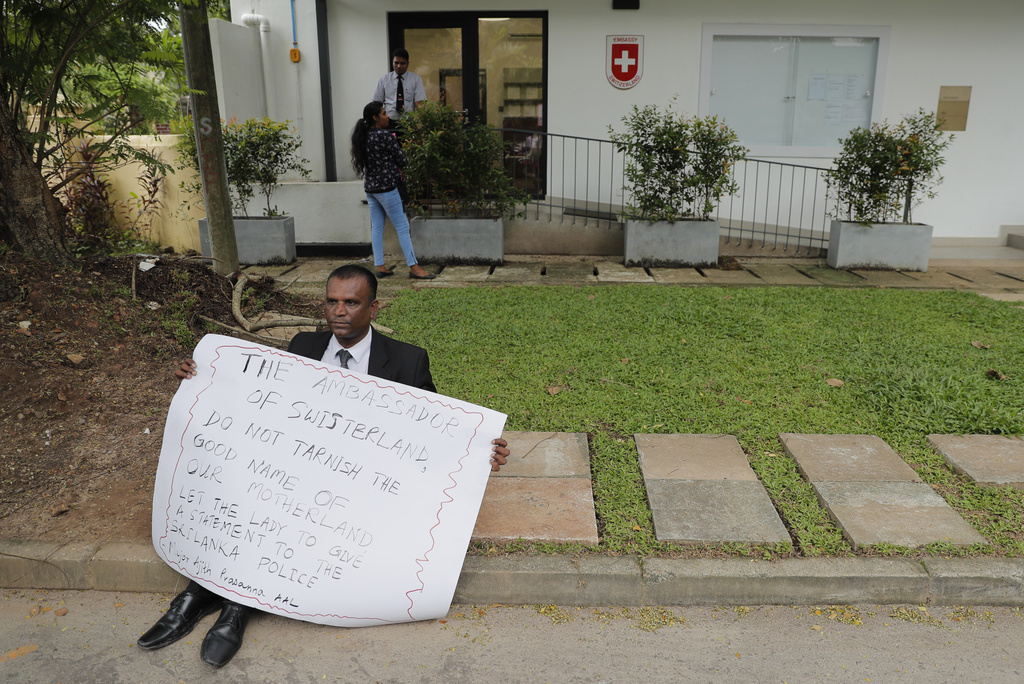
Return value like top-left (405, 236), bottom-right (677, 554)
top-left (152, 334), bottom-right (506, 627)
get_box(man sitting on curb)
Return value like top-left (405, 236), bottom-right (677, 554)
top-left (137, 264), bottom-right (510, 668)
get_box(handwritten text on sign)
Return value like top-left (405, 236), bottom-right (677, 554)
top-left (152, 335), bottom-right (506, 627)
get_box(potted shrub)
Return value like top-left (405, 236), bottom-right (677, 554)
top-left (609, 103), bottom-right (747, 267)
top-left (399, 102), bottom-right (527, 265)
top-left (825, 108), bottom-right (954, 272)
top-left (178, 117), bottom-right (310, 265)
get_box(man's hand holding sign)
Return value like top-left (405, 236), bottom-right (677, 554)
top-left (139, 265), bottom-right (509, 668)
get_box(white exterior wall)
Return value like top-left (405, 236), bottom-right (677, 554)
top-left (228, 0), bottom-right (1024, 243)
top-left (209, 19), bottom-right (266, 123)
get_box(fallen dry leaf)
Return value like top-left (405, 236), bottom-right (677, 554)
top-left (825, 378), bottom-right (845, 387)
top-left (66, 353), bottom-right (85, 364)
top-left (57, 391), bottom-right (67, 401)
top-left (1, 645), bottom-right (39, 663)
top-left (546, 386), bottom-right (562, 396)
top-left (621, 358), bottom-right (630, 364)
top-left (971, 341), bottom-right (990, 349)
top-left (987, 369), bottom-right (1008, 380)
top-left (54, 608), bottom-right (68, 617)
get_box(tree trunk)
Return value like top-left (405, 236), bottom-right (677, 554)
top-left (180, 0), bottom-right (238, 276)
top-left (0, 95), bottom-right (74, 266)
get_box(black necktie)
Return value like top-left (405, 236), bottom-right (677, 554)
top-left (337, 349), bottom-right (352, 369)
top-left (396, 75), bottom-right (405, 114)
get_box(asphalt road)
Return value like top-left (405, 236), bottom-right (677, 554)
top-left (4, 588), bottom-right (1023, 683)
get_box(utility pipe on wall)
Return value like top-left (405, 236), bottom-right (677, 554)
top-left (289, 0), bottom-right (304, 140)
top-left (240, 12), bottom-right (277, 121)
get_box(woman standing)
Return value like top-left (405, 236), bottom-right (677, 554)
top-left (350, 101), bottom-right (435, 279)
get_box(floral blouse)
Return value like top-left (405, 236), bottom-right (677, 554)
top-left (364, 128), bottom-right (407, 193)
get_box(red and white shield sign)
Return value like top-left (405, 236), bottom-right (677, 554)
top-left (607, 35), bottom-right (643, 89)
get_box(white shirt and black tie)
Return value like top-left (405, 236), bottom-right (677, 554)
top-left (320, 328), bottom-right (373, 375)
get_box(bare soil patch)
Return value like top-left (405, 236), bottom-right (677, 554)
top-left (0, 252), bottom-right (320, 545)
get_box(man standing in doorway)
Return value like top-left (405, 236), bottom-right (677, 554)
top-left (372, 48), bottom-right (427, 129)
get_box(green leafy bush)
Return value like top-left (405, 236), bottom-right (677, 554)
top-left (826, 108), bottom-right (954, 224)
top-left (176, 117), bottom-right (310, 217)
top-left (400, 103), bottom-right (527, 218)
top-left (609, 103), bottom-right (747, 222)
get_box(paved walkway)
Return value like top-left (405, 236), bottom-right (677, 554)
top-left (5, 251), bottom-right (1024, 606)
top-left (250, 249), bottom-right (1024, 299)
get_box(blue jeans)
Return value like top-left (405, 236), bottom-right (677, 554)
top-left (366, 188), bottom-right (418, 267)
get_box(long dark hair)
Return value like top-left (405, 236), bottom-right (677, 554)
top-left (350, 101), bottom-right (384, 177)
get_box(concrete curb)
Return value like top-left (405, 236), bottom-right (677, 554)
top-left (4, 540), bottom-right (1023, 606)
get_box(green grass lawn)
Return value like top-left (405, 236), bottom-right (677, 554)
top-left (376, 284), bottom-right (1024, 558)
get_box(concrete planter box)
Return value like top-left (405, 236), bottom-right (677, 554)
top-left (198, 216), bottom-right (296, 265)
top-left (624, 219), bottom-right (720, 267)
top-left (409, 216), bottom-right (503, 265)
top-left (827, 220), bottom-right (933, 272)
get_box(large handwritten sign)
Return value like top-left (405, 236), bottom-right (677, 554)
top-left (152, 334), bottom-right (506, 627)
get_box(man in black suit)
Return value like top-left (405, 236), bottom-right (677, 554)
top-left (138, 264), bottom-right (509, 668)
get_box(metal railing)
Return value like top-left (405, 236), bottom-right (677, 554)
top-left (498, 127), bottom-right (834, 254)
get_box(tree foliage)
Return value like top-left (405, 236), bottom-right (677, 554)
top-left (400, 102), bottom-right (528, 218)
top-left (609, 103), bottom-right (747, 222)
top-left (177, 117), bottom-right (311, 217)
top-left (0, 0), bottom-right (183, 261)
top-left (826, 109), bottom-right (954, 224)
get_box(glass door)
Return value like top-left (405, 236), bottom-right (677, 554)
top-left (388, 12), bottom-right (547, 195)
top-left (402, 27), bottom-right (465, 116)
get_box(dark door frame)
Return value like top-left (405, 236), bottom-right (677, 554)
top-left (386, 10), bottom-right (548, 128)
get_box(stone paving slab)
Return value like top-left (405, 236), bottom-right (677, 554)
top-left (637, 434), bottom-right (788, 544)
top-left (991, 266), bottom-right (1024, 281)
top-left (742, 264), bottom-right (818, 286)
top-left (636, 434), bottom-right (756, 481)
top-left (898, 270), bottom-right (974, 289)
top-left (853, 270), bottom-right (922, 287)
top-left (798, 266), bottom-right (866, 286)
top-left (780, 433), bottom-right (921, 482)
top-left (438, 265), bottom-right (493, 281)
top-left (487, 264), bottom-right (545, 282)
top-left (648, 268), bottom-right (708, 284)
top-left (492, 431), bottom-right (591, 478)
top-left (811, 481), bottom-right (987, 549)
top-left (645, 480), bottom-right (790, 544)
top-left (698, 269), bottom-right (763, 286)
top-left (472, 478), bottom-right (599, 544)
top-left (542, 263), bottom-right (598, 283)
top-left (977, 292), bottom-right (1024, 302)
top-left (594, 261), bottom-right (655, 283)
top-left (928, 434), bottom-right (1024, 488)
top-left (940, 267), bottom-right (1024, 290)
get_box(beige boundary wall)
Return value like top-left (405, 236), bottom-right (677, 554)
top-left (86, 134), bottom-right (204, 254)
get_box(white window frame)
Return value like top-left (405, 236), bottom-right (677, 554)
top-left (699, 24), bottom-right (891, 158)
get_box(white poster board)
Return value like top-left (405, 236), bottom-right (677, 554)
top-left (152, 334), bottom-right (506, 627)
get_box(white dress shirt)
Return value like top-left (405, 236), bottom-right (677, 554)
top-left (320, 328), bottom-right (372, 375)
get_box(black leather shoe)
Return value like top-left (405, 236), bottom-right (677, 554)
top-left (137, 585), bottom-right (224, 650)
top-left (200, 602), bottom-right (252, 668)
top-left (409, 271), bottom-right (436, 280)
